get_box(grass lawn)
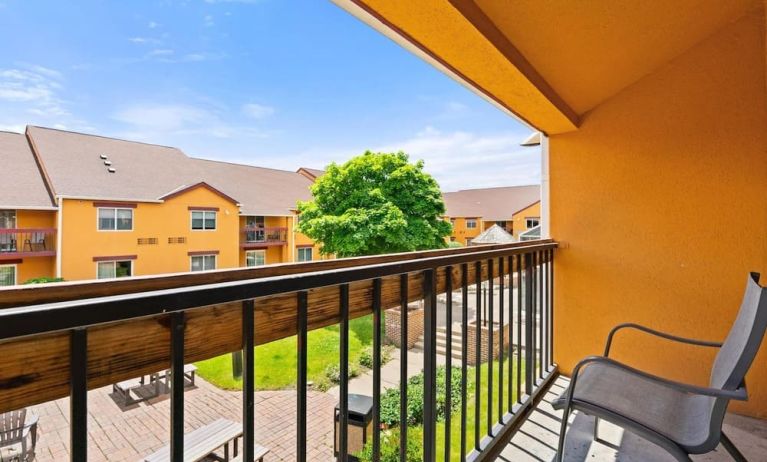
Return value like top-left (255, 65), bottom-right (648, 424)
top-left (436, 356), bottom-right (524, 461)
top-left (196, 314), bottom-right (374, 390)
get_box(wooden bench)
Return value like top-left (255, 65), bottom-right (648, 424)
top-left (143, 418), bottom-right (268, 462)
top-left (229, 444), bottom-right (269, 462)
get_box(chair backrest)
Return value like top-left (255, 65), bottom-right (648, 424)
top-left (710, 273), bottom-right (767, 391)
top-left (0, 408), bottom-right (26, 444)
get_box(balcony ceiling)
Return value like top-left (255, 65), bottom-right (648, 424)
top-left (336, 0), bottom-right (760, 134)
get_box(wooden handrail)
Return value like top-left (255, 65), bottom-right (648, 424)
top-left (0, 240), bottom-right (556, 413)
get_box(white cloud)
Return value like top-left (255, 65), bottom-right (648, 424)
top-left (0, 64), bottom-right (92, 132)
top-left (241, 103), bottom-right (274, 119)
top-left (128, 36), bottom-right (160, 45)
top-left (203, 15), bottom-right (215, 27)
top-left (112, 102), bottom-right (272, 142)
top-left (221, 126), bottom-right (540, 191)
top-left (148, 48), bottom-right (175, 57)
top-left (148, 21), bottom-right (160, 29)
top-left (204, 0), bottom-right (261, 3)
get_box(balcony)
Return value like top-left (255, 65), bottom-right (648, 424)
top-left (240, 226), bottom-right (288, 249)
top-left (0, 228), bottom-right (56, 260)
top-left (0, 241), bottom-right (557, 461)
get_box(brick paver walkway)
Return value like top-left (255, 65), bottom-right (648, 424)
top-left (28, 377), bottom-right (336, 461)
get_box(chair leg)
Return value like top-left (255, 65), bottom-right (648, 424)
top-left (720, 432), bottom-right (747, 462)
top-left (593, 416), bottom-right (599, 441)
top-left (556, 405), bottom-right (571, 462)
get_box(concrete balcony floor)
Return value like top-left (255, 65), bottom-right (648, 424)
top-left (497, 376), bottom-right (767, 461)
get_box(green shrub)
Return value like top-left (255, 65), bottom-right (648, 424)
top-left (356, 427), bottom-right (422, 462)
top-left (359, 344), bottom-right (395, 369)
top-left (447, 241), bottom-right (463, 248)
top-left (324, 363), bottom-right (361, 385)
top-left (379, 366), bottom-right (464, 427)
top-left (23, 277), bottom-right (64, 284)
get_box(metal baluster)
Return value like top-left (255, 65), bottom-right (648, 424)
top-left (297, 291), bottom-right (308, 462)
top-left (487, 258), bottom-right (494, 435)
top-left (339, 284), bottom-right (350, 461)
top-left (538, 251), bottom-right (544, 379)
top-left (525, 253), bottom-right (534, 397)
top-left (507, 256), bottom-right (514, 411)
top-left (171, 312), bottom-right (185, 462)
top-left (549, 248), bottom-right (555, 369)
top-left (399, 274), bottom-right (409, 461)
top-left (423, 269), bottom-right (437, 462)
top-left (498, 257), bottom-right (504, 422)
top-left (70, 328), bottom-right (87, 462)
top-left (460, 264), bottom-right (469, 462)
top-left (444, 266), bottom-right (453, 462)
top-left (474, 260), bottom-right (482, 450)
top-left (372, 278), bottom-right (382, 460)
top-left (242, 300), bottom-right (255, 462)
top-left (516, 254), bottom-right (522, 404)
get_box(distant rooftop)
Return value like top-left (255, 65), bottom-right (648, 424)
top-left (0, 131), bottom-right (55, 209)
top-left (470, 224), bottom-right (515, 245)
top-left (443, 185), bottom-right (540, 221)
top-left (12, 126), bottom-right (314, 216)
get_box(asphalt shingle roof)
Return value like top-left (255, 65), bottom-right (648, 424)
top-left (0, 131), bottom-right (55, 209)
top-left (442, 185), bottom-right (540, 221)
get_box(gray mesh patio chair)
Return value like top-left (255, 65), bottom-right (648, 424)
top-left (553, 272), bottom-right (767, 462)
top-left (0, 408), bottom-right (38, 461)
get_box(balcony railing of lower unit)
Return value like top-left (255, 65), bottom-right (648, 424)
top-left (0, 239), bottom-right (556, 462)
top-left (241, 226), bottom-right (288, 248)
top-left (0, 228), bottom-right (56, 259)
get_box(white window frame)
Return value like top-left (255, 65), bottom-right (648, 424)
top-left (245, 250), bottom-right (266, 267)
top-left (0, 264), bottom-right (17, 286)
top-left (297, 247), bottom-right (313, 262)
top-left (191, 210), bottom-right (217, 231)
top-left (190, 254), bottom-right (217, 271)
top-left (466, 219), bottom-right (477, 229)
top-left (96, 260), bottom-right (133, 279)
top-left (97, 207), bottom-right (134, 231)
top-left (526, 217), bottom-right (540, 229)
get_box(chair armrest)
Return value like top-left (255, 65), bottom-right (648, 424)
top-left (604, 323), bottom-right (722, 356)
top-left (570, 356), bottom-right (748, 401)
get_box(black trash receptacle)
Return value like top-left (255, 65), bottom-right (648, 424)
top-left (334, 394), bottom-right (373, 461)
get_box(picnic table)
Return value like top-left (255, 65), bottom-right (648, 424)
top-left (113, 365), bottom-right (197, 406)
top-left (143, 418), bottom-right (268, 462)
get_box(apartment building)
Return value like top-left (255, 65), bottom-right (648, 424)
top-left (442, 185), bottom-right (540, 245)
top-left (0, 126), bottom-right (326, 285)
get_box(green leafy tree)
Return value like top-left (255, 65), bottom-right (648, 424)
top-left (296, 151), bottom-right (452, 257)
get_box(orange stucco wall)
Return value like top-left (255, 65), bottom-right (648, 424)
top-left (60, 187), bottom-right (241, 280)
top-left (550, 10), bottom-right (767, 417)
top-left (511, 201), bottom-right (541, 239)
top-left (447, 217), bottom-right (482, 245)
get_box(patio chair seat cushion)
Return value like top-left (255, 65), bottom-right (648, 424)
top-left (552, 361), bottom-right (716, 448)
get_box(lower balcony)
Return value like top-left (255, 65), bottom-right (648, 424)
top-left (0, 228), bottom-right (56, 260)
top-left (240, 226), bottom-right (288, 249)
top-left (0, 241), bottom-right (763, 461)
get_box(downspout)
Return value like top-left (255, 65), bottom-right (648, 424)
top-left (55, 195), bottom-right (63, 278)
top-left (540, 134), bottom-right (550, 239)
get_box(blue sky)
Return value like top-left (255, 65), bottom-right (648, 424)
top-left (0, 0), bottom-right (539, 191)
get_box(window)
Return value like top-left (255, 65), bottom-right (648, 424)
top-left (191, 254), bottom-right (216, 271)
top-left (0, 265), bottom-right (16, 286)
top-left (245, 216), bottom-right (265, 241)
top-left (466, 238), bottom-right (473, 246)
top-left (466, 219), bottom-right (477, 229)
top-left (450, 236), bottom-right (456, 242)
top-left (450, 218), bottom-right (456, 226)
top-left (297, 247), bottom-right (313, 262)
top-left (0, 210), bottom-right (16, 229)
top-left (191, 211), bottom-right (217, 230)
top-left (495, 221), bottom-right (507, 228)
top-left (97, 260), bottom-right (132, 279)
top-left (98, 208), bottom-right (133, 231)
top-left (526, 217), bottom-right (540, 229)
top-left (246, 250), bottom-right (266, 267)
